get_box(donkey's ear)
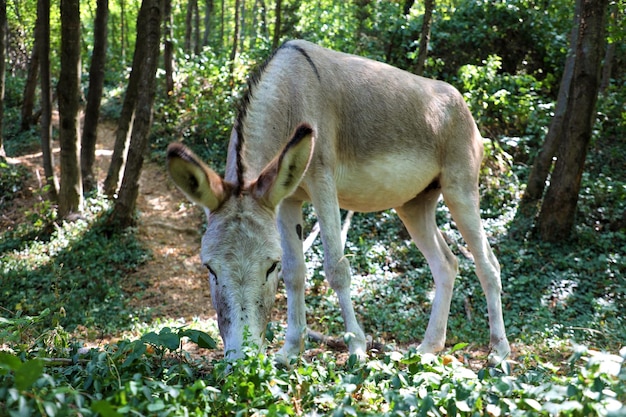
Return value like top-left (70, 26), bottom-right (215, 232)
top-left (167, 143), bottom-right (228, 211)
top-left (253, 124), bottom-right (315, 208)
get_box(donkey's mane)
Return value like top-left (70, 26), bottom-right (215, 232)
top-left (233, 41), bottom-right (321, 194)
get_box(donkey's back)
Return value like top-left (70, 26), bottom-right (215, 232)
top-left (234, 40), bottom-right (483, 213)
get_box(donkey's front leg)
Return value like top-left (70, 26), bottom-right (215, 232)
top-left (276, 198), bottom-right (308, 363)
top-left (311, 179), bottom-right (367, 358)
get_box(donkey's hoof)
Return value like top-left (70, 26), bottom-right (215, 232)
top-left (487, 340), bottom-right (511, 366)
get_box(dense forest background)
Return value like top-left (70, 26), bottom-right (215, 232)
top-left (0, 0), bottom-right (625, 415)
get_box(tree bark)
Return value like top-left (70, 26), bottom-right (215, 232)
top-left (414, 0), bottom-right (434, 76)
top-left (0, 0), bottom-right (5, 158)
top-left (600, 4), bottom-right (618, 92)
top-left (229, 0), bottom-right (240, 81)
top-left (513, 0), bottom-right (582, 232)
top-left (184, 0), bottom-right (195, 53)
top-left (194, 0), bottom-right (201, 55)
top-left (163, 0), bottom-right (174, 95)
top-left (104, 0), bottom-right (149, 197)
top-left (109, 0), bottom-right (161, 228)
top-left (20, 21), bottom-right (39, 132)
top-left (202, 0), bottom-right (213, 46)
top-left (536, 0), bottom-right (608, 241)
top-left (272, 0), bottom-right (281, 49)
top-left (38, 0), bottom-right (58, 200)
top-left (57, 0), bottom-right (83, 218)
top-left (220, 0), bottom-right (225, 48)
top-left (81, 0), bottom-right (109, 192)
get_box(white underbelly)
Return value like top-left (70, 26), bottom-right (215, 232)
top-left (335, 155), bottom-right (440, 212)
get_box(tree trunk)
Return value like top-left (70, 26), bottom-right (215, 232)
top-left (229, 0), bottom-right (240, 81)
top-left (38, 0), bottom-right (58, 200)
top-left (120, 0), bottom-right (126, 64)
top-left (81, 0), bottom-right (109, 192)
top-left (513, 1), bottom-right (582, 233)
top-left (272, 0), bottom-right (281, 49)
top-left (20, 24), bottom-right (39, 132)
top-left (109, 0), bottom-right (161, 228)
top-left (163, 0), bottom-right (174, 95)
top-left (194, 0), bottom-right (201, 55)
top-left (599, 41), bottom-right (615, 93)
top-left (0, 0), bottom-right (5, 158)
top-left (104, 0), bottom-right (149, 197)
top-left (599, 4), bottom-right (618, 93)
top-left (184, 0), bottom-right (194, 53)
top-left (57, 0), bottom-right (82, 218)
top-left (414, 0), bottom-right (434, 76)
top-left (220, 0), bottom-right (224, 48)
top-left (239, 0), bottom-right (245, 52)
top-left (202, 0), bottom-right (213, 46)
top-left (536, 0), bottom-right (608, 242)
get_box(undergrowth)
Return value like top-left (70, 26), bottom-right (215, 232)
top-left (0, 319), bottom-right (624, 416)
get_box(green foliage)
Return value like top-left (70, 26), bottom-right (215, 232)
top-left (1, 321), bottom-right (624, 417)
top-left (458, 55), bottom-right (553, 140)
top-left (0, 196), bottom-right (150, 335)
top-left (430, 0), bottom-right (572, 81)
top-left (0, 159), bottom-right (29, 210)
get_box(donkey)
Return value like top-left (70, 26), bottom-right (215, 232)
top-left (167, 40), bottom-right (511, 364)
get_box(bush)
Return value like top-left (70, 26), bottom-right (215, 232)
top-left (1, 324), bottom-right (624, 417)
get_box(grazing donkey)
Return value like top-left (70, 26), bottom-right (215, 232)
top-left (167, 40), bottom-right (511, 364)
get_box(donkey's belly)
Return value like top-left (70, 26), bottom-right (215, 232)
top-left (334, 155), bottom-right (440, 212)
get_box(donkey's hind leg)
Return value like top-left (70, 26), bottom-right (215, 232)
top-left (395, 187), bottom-right (459, 354)
top-left (442, 179), bottom-right (511, 364)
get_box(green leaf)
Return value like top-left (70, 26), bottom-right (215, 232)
top-left (15, 358), bottom-right (44, 391)
top-left (157, 330), bottom-right (181, 351)
top-left (449, 342), bottom-right (469, 354)
top-left (91, 400), bottom-right (122, 417)
top-left (179, 329), bottom-right (217, 349)
top-left (147, 400), bottom-right (166, 412)
top-left (0, 352), bottom-right (22, 371)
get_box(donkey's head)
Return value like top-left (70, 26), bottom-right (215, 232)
top-left (167, 125), bottom-right (314, 359)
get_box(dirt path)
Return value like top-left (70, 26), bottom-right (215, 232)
top-left (2, 122), bottom-right (217, 328)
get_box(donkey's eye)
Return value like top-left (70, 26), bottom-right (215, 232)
top-left (205, 264), bottom-right (217, 279)
top-left (266, 262), bottom-right (280, 280)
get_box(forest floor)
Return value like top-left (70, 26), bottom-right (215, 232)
top-left (2, 121), bottom-right (225, 358)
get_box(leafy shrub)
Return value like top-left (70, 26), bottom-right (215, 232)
top-left (430, 0), bottom-right (572, 81)
top-left (457, 55), bottom-right (553, 140)
top-left (0, 195), bottom-right (150, 334)
top-left (1, 322), bottom-right (624, 417)
top-left (0, 159), bottom-right (29, 209)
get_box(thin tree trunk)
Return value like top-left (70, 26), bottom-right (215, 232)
top-left (220, 0), bottom-right (224, 49)
top-left (414, 0), bottom-right (434, 76)
top-left (229, 0), bottom-right (240, 81)
top-left (20, 25), bottom-right (39, 132)
top-left (536, 0), bottom-right (608, 241)
top-left (57, 0), bottom-right (83, 218)
top-left (599, 41), bottom-right (615, 93)
top-left (81, 0), bottom-right (109, 192)
top-left (203, 0), bottom-right (213, 46)
top-left (0, 0), bottom-right (5, 157)
top-left (194, 0), bottom-right (201, 55)
top-left (163, 0), bottom-right (174, 95)
top-left (185, 0), bottom-right (194, 52)
top-left (239, 0), bottom-right (245, 52)
top-left (38, 0), bottom-right (58, 200)
top-left (272, 0), bottom-right (281, 49)
top-left (120, 0), bottom-right (126, 64)
top-left (104, 0), bottom-right (149, 197)
top-left (600, 4), bottom-right (618, 93)
top-left (109, 0), bottom-right (161, 228)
